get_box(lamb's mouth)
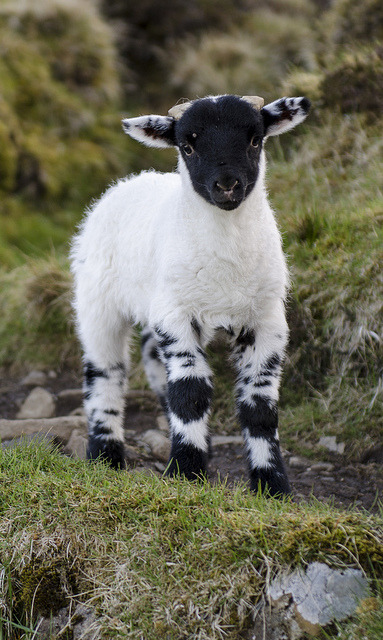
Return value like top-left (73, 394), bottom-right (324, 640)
top-left (214, 199), bottom-right (242, 211)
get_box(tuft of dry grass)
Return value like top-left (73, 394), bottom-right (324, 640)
top-left (0, 255), bottom-right (79, 371)
top-left (170, 7), bottom-right (316, 102)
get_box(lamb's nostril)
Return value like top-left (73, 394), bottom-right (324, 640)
top-left (216, 179), bottom-right (239, 193)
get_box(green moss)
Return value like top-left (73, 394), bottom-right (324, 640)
top-left (18, 559), bottom-right (75, 616)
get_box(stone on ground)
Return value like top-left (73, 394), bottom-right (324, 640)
top-left (268, 562), bottom-right (369, 636)
top-left (17, 386), bottom-right (56, 419)
top-left (21, 370), bottom-right (48, 386)
top-left (141, 429), bottom-right (170, 462)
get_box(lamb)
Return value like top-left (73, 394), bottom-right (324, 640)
top-left (70, 94), bottom-right (310, 496)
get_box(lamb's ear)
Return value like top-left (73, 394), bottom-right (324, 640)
top-left (122, 115), bottom-right (176, 148)
top-left (261, 97), bottom-right (310, 137)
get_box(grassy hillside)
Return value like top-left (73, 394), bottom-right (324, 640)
top-left (0, 0), bottom-right (127, 267)
top-left (0, 2), bottom-right (382, 637)
top-left (0, 0), bottom-right (382, 462)
top-left (0, 442), bottom-right (382, 639)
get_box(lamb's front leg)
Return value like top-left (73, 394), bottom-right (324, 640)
top-left (155, 326), bottom-right (213, 481)
top-left (232, 325), bottom-right (291, 497)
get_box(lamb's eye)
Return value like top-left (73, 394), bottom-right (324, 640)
top-left (251, 136), bottom-right (260, 149)
top-left (183, 144), bottom-right (194, 156)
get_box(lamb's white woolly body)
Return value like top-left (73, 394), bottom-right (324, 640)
top-left (71, 94), bottom-right (310, 495)
top-left (72, 153), bottom-right (287, 353)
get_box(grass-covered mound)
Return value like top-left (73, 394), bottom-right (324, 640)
top-left (0, 442), bottom-right (382, 639)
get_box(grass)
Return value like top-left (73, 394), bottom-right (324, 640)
top-left (266, 113), bottom-right (383, 458)
top-left (0, 441), bottom-right (382, 639)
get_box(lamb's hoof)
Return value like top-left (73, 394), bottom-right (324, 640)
top-left (165, 457), bottom-right (207, 482)
top-left (87, 438), bottom-right (126, 470)
top-left (250, 467), bottom-right (291, 498)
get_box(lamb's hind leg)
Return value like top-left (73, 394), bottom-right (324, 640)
top-left (84, 359), bottom-right (127, 468)
top-left (80, 315), bottom-right (130, 469)
top-left (141, 326), bottom-right (168, 414)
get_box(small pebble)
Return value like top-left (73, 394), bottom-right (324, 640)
top-left (310, 462), bottom-right (335, 472)
top-left (17, 387), bottom-right (56, 419)
top-left (156, 414), bottom-right (169, 432)
top-left (21, 370), bottom-right (47, 386)
top-left (288, 456), bottom-right (309, 469)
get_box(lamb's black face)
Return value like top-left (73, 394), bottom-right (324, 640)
top-left (175, 96), bottom-right (264, 211)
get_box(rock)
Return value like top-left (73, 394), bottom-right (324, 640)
top-left (0, 416), bottom-right (87, 444)
top-left (268, 562), bottom-right (369, 635)
top-left (319, 436), bottom-right (345, 454)
top-left (72, 604), bottom-right (99, 639)
top-left (21, 370), bottom-right (47, 386)
top-left (251, 595), bottom-right (304, 640)
top-left (37, 607), bottom-right (71, 640)
top-left (16, 387), bottom-right (56, 419)
top-left (1, 432), bottom-right (60, 450)
top-left (288, 456), bottom-right (309, 469)
top-left (310, 462), bottom-right (335, 472)
top-left (66, 429), bottom-right (88, 459)
top-left (37, 605), bottom-right (99, 640)
top-left (141, 429), bottom-right (170, 462)
top-left (156, 414), bottom-right (169, 432)
top-left (211, 435), bottom-right (243, 446)
top-left (70, 407), bottom-right (86, 417)
top-left (57, 388), bottom-right (83, 400)
top-left (125, 444), bottom-right (141, 462)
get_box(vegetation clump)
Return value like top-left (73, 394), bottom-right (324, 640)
top-left (0, 0), bottom-right (127, 265)
top-left (321, 46), bottom-right (383, 114)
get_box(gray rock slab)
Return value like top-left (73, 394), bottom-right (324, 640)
top-left (16, 386), bottom-right (56, 419)
top-left (37, 605), bottom-right (99, 640)
top-left (57, 388), bottom-right (83, 400)
top-left (1, 432), bottom-right (60, 450)
top-left (269, 562), bottom-right (369, 630)
top-left (319, 436), bottom-right (345, 454)
top-left (310, 462), bottom-right (335, 472)
top-left (211, 435), bottom-right (243, 446)
top-left (156, 414), bottom-right (169, 432)
top-left (0, 416), bottom-right (87, 443)
top-left (66, 429), bottom-right (88, 459)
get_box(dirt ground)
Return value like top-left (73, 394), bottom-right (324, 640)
top-left (1, 371), bottom-right (382, 513)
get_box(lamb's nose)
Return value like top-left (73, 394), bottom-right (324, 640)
top-left (215, 179), bottom-right (239, 195)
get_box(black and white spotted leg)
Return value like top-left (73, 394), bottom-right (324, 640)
top-left (84, 360), bottom-right (127, 469)
top-left (155, 325), bottom-right (213, 481)
top-left (232, 327), bottom-right (290, 497)
top-left (141, 326), bottom-right (168, 414)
